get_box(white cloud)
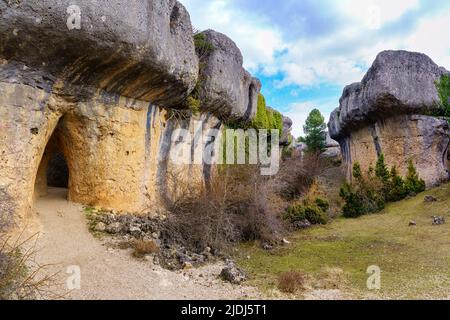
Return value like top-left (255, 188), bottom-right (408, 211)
top-left (180, 0), bottom-right (450, 133)
top-left (181, 0), bottom-right (285, 71)
top-left (402, 11), bottom-right (450, 68)
top-left (340, 0), bottom-right (420, 29)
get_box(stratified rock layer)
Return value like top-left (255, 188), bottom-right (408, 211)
top-left (328, 51), bottom-right (450, 186)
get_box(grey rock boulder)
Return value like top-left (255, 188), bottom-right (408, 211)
top-left (329, 50), bottom-right (449, 140)
top-left (106, 222), bottom-right (123, 234)
top-left (432, 216), bottom-right (445, 225)
top-left (280, 116), bottom-right (293, 146)
top-left (424, 195), bottom-right (438, 203)
top-left (325, 132), bottom-right (339, 148)
top-left (0, 0), bottom-right (198, 107)
top-left (220, 261), bottom-right (247, 284)
top-left (197, 30), bottom-right (261, 121)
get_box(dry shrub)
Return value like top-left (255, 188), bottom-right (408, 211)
top-left (278, 271), bottom-right (306, 294)
top-left (278, 152), bottom-right (329, 201)
top-left (0, 233), bottom-right (56, 300)
top-left (162, 165), bottom-right (285, 253)
top-left (132, 239), bottom-right (160, 258)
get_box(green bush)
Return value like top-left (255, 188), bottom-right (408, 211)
top-left (340, 156), bottom-right (426, 218)
top-left (285, 204), bottom-right (328, 225)
top-left (340, 183), bottom-right (366, 218)
top-left (314, 197), bottom-right (330, 212)
top-left (388, 166), bottom-right (407, 201)
top-left (284, 197), bottom-right (329, 225)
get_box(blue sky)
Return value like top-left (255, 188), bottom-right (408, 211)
top-left (180, 0), bottom-right (450, 137)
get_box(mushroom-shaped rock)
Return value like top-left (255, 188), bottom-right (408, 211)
top-left (0, 0), bottom-right (198, 107)
top-left (328, 50), bottom-right (450, 187)
top-left (280, 116), bottom-right (293, 146)
top-left (329, 50), bottom-right (448, 140)
top-left (197, 30), bottom-right (261, 121)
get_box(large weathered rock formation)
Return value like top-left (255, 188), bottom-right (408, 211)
top-left (329, 50), bottom-right (450, 186)
top-left (0, 1), bottom-right (281, 229)
top-left (197, 30), bottom-right (262, 121)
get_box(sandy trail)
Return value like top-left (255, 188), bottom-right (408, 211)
top-left (27, 187), bottom-right (263, 300)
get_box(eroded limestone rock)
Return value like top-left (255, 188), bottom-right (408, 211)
top-left (197, 30), bottom-right (262, 121)
top-left (328, 51), bottom-right (450, 187)
top-left (0, 1), bottom-right (230, 228)
top-left (0, 0), bottom-right (199, 106)
top-left (280, 116), bottom-right (293, 146)
top-left (329, 50), bottom-right (448, 140)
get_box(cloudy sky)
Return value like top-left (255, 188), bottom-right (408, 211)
top-left (180, 0), bottom-right (450, 137)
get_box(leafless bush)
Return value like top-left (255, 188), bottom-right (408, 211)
top-left (278, 271), bottom-right (306, 294)
top-left (132, 239), bottom-right (160, 258)
top-left (162, 165), bottom-right (285, 253)
top-left (0, 233), bottom-right (56, 300)
top-left (277, 152), bottom-right (329, 201)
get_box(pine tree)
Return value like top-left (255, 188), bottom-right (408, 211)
top-left (374, 154), bottom-right (391, 200)
top-left (405, 160), bottom-right (426, 194)
top-left (388, 166), bottom-right (407, 201)
top-left (375, 154), bottom-right (390, 183)
top-left (303, 109), bottom-right (326, 153)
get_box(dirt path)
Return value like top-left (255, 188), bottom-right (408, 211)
top-left (27, 188), bottom-right (263, 300)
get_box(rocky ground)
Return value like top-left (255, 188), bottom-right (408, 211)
top-left (24, 188), bottom-right (264, 300)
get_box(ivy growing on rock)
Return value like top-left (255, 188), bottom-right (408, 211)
top-left (250, 94), bottom-right (283, 133)
top-left (436, 74), bottom-right (450, 113)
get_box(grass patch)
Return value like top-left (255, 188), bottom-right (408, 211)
top-left (237, 184), bottom-right (450, 299)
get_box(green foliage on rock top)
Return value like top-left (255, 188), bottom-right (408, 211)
top-left (268, 108), bottom-right (283, 134)
top-left (250, 94), bottom-right (283, 134)
top-left (193, 33), bottom-right (215, 61)
top-left (435, 74), bottom-right (450, 117)
top-left (303, 109), bottom-right (327, 153)
top-left (251, 94), bottom-right (270, 129)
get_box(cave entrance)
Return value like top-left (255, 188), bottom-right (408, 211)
top-left (34, 119), bottom-right (70, 200)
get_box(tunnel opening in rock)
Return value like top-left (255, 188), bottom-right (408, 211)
top-left (47, 151), bottom-right (69, 188)
top-left (34, 119), bottom-right (70, 200)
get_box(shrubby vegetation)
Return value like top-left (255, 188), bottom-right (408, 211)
top-left (435, 74), bottom-right (450, 117)
top-left (250, 94), bottom-right (283, 133)
top-left (163, 165), bottom-right (286, 252)
top-left (284, 197), bottom-right (329, 225)
top-left (181, 31), bottom-right (216, 113)
top-left (0, 235), bottom-right (54, 300)
top-left (193, 32), bottom-right (215, 62)
top-left (340, 155), bottom-right (425, 218)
